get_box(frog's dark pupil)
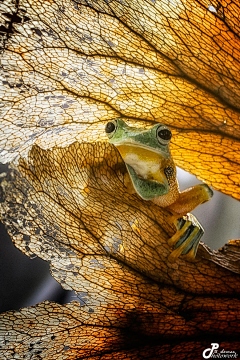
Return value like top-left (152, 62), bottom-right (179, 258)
top-left (157, 128), bottom-right (171, 140)
top-left (105, 122), bottom-right (116, 133)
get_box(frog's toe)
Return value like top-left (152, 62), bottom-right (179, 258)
top-left (168, 214), bottom-right (204, 262)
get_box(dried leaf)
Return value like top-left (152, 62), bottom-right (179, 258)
top-left (1, 300), bottom-right (240, 360)
top-left (0, 141), bottom-right (240, 359)
top-left (1, 1), bottom-right (240, 358)
top-left (1, 0), bottom-right (240, 198)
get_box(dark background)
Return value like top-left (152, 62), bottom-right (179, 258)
top-left (0, 220), bottom-right (72, 313)
top-left (0, 164), bottom-right (73, 314)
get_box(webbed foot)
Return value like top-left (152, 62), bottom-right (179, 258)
top-left (168, 213), bottom-right (204, 262)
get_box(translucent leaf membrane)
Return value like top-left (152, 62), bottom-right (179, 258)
top-left (172, 131), bottom-right (240, 199)
top-left (1, 0), bottom-right (240, 198)
top-left (0, 302), bottom-right (240, 360)
top-left (1, 142), bottom-right (240, 358)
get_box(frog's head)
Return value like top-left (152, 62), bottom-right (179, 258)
top-left (105, 118), bottom-right (172, 158)
top-left (105, 118), bottom-right (174, 199)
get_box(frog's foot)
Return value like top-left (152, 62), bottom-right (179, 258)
top-left (168, 213), bottom-right (204, 262)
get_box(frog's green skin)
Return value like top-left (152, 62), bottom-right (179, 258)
top-left (105, 118), bottom-right (213, 261)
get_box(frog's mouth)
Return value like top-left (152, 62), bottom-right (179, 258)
top-left (116, 144), bottom-right (168, 183)
top-left (114, 141), bottom-right (170, 157)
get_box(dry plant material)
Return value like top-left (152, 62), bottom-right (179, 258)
top-left (0, 0), bottom-right (240, 198)
top-left (0, 142), bottom-right (240, 359)
top-left (1, 0), bottom-right (240, 358)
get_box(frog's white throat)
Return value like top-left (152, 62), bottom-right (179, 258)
top-left (124, 153), bottom-right (160, 180)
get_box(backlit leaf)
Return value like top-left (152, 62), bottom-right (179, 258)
top-left (1, 0), bottom-right (240, 198)
top-left (1, 0), bottom-right (240, 358)
top-left (1, 300), bottom-right (240, 359)
top-left (0, 141), bottom-right (240, 358)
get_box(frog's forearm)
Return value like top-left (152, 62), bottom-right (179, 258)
top-left (166, 184), bottom-right (213, 216)
top-left (126, 164), bottom-right (169, 200)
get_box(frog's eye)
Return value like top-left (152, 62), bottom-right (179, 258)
top-left (105, 120), bottom-right (117, 138)
top-left (156, 125), bottom-right (172, 144)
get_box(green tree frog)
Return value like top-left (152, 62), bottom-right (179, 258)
top-left (105, 118), bottom-right (213, 261)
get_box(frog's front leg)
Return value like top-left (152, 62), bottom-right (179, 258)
top-left (166, 184), bottom-right (213, 217)
top-left (166, 184), bottom-right (213, 261)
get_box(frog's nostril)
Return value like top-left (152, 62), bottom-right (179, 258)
top-left (105, 121), bottom-right (116, 134)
